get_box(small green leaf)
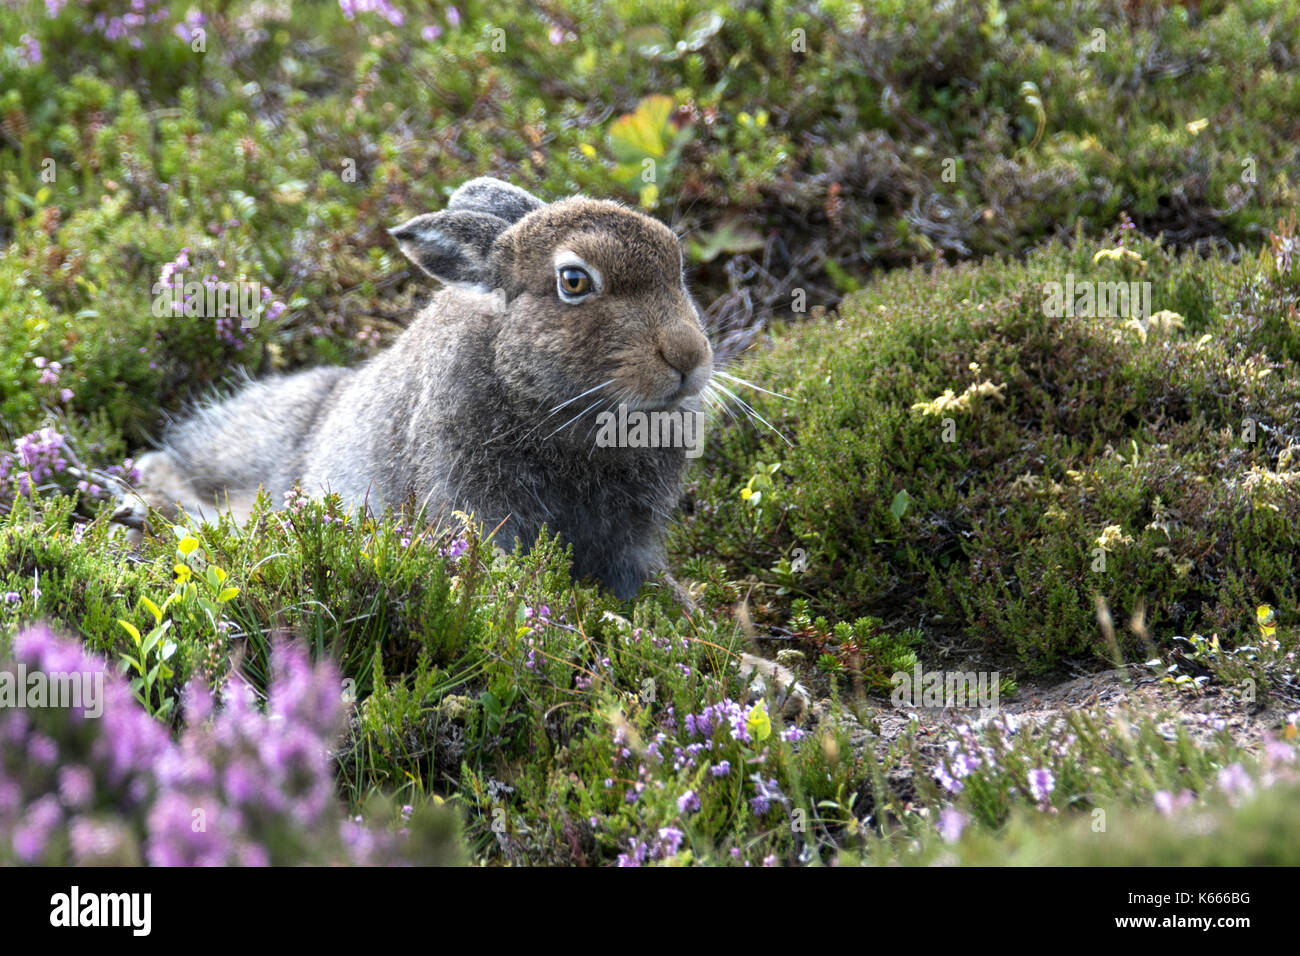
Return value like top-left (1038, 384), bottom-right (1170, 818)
top-left (625, 24), bottom-right (675, 59)
top-left (141, 596), bottom-right (163, 626)
top-left (688, 218), bottom-right (765, 263)
top-left (117, 619), bottom-right (142, 644)
top-left (216, 586), bottom-right (239, 603)
top-left (891, 490), bottom-right (910, 520)
top-left (680, 11), bottom-right (724, 52)
top-left (608, 94), bottom-right (674, 162)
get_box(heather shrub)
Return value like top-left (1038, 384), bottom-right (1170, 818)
top-left (0, 624), bottom-right (464, 865)
top-left (674, 224), bottom-right (1300, 672)
top-left (866, 710), bottom-right (1300, 867)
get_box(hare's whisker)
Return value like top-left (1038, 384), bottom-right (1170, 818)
top-left (582, 392), bottom-right (625, 444)
top-left (710, 382), bottom-right (793, 446)
top-left (515, 382), bottom-right (612, 445)
top-left (713, 369), bottom-right (794, 401)
top-left (549, 379), bottom-right (615, 415)
top-left (544, 398), bottom-right (608, 441)
top-left (703, 383), bottom-right (739, 422)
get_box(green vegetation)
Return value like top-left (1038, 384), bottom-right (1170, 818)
top-left (676, 224), bottom-right (1300, 673)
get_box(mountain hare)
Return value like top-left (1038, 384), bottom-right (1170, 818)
top-left (120, 178), bottom-right (715, 599)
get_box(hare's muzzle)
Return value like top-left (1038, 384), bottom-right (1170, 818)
top-left (655, 323), bottom-right (713, 406)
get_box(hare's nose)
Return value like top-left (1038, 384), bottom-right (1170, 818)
top-left (658, 328), bottom-right (711, 379)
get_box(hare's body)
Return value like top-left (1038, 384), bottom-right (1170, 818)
top-left (127, 179), bottom-right (713, 599)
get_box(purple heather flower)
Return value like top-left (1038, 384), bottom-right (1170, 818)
top-left (616, 838), bottom-right (648, 867)
top-left (656, 826), bottom-right (684, 857)
top-left (951, 749), bottom-right (981, 778)
top-left (935, 761), bottom-right (963, 794)
top-left (1027, 767), bottom-right (1055, 805)
top-left (27, 734), bottom-right (58, 765)
top-left (440, 536), bottom-right (469, 559)
top-left (937, 807), bottom-right (968, 843)
top-left (1153, 789), bottom-right (1194, 817)
top-left (1216, 763), bottom-right (1254, 803)
top-left (12, 794), bottom-right (62, 862)
top-left (57, 765), bottom-right (95, 809)
top-left (1262, 736), bottom-right (1296, 768)
top-left (677, 789), bottom-right (700, 814)
top-left (749, 776), bottom-right (785, 816)
top-left (68, 817), bottom-right (133, 863)
top-left (10, 427), bottom-right (69, 492)
top-left (17, 34), bottom-right (42, 65)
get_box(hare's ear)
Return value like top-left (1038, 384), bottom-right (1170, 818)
top-left (447, 177), bottom-right (544, 223)
top-left (389, 210), bottom-right (508, 289)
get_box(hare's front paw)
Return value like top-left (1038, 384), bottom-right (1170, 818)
top-left (659, 570), bottom-right (700, 616)
top-left (109, 451), bottom-right (186, 534)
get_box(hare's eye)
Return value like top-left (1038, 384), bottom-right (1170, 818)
top-left (558, 266), bottom-right (593, 300)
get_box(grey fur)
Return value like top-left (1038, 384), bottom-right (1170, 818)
top-left (127, 179), bottom-right (714, 599)
top-left (389, 210), bottom-right (508, 288)
top-left (447, 177), bottom-right (546, 223)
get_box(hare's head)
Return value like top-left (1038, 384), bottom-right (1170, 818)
top-left (390, 178), bottom-right (713, 416)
